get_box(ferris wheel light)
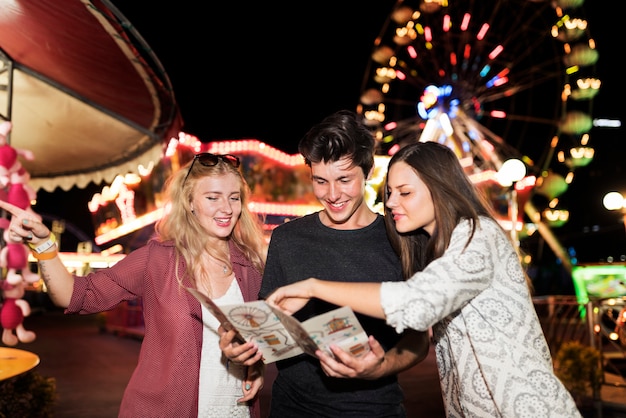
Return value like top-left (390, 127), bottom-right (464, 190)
top-left (443, 15), bottom-right (451, 32)
top-left (461, 13), bottom-right (471, 31)
top-left (439, 113), bottom-right (453, 136)
top-left (464, 44), bottom-right (471, 59)
top-left (450, 52), bottom-right (457, 65)
top-left (594, 119), bottom-right (621, 128)
top-left (489, 110), bottom-right (506, 119)
top-left (497, 159), bottom-right (526, 187)
top-left (420, 119), bottom-right (438, 142)
top-left (493, 77), bottom-right (508, 87)
top-left (486, 76), bottom-right (508, 88)
top-left (603, 192), bottom-right (625, 211)
top-left (577, 78), bottom-right (601, 89)
top-left (424, 26), bottom-right (432, 42)
top-left (477, 23), bottom-right (489, 40)
top-left (383, 121), bottom-right (397, 131)
top-left (569, 147), bottom-right (594, 159)
top-left (488, 45), bottom-right (504, 60)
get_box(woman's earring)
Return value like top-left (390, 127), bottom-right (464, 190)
top-left (191, 210), bottom-right (195, 216)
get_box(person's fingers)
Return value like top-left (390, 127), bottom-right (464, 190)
top-left (0, 200), bottom-right (45, 232)
top-left (218, 329), bottom-right (240, 349)
top-left (237, 379), bottom-right (262, 402)
top-left (17, 219), bottom-right (40, 234)
top-left (233, 349), bottom-right (263, 366)
top-left (264, 291), bottom-right (279, 306)
top-left (0, 199), bottom-right (25, 217)
top-left (367, 335), bottom-right (385, 358)
top-left (6, 229), bottom-right (24, 244)
top-left (0, 200), bottom-right (47, 236)
top-left (220, 334), bottom-right (263, 366)
top-left (237, 367), bottom-right (264, 402)
top-left (317, 349), bottom-right (349, 377)
top-left (8, 217), bottom-right (50, 243)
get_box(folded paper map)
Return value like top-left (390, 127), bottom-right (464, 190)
top-left (186, 287), bottom-right (370, 364)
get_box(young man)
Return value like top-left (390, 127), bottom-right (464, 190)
top-left (223, 110), bottom-right (429, 417)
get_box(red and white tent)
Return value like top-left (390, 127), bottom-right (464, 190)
top-left (0, 0), bottom-right (182, 192)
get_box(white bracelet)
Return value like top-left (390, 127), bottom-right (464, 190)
top-left (29, 235), bottom-right (57, 254)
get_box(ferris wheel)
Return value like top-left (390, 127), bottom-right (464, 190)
top-left (358, 0), bottom-right (599, 267)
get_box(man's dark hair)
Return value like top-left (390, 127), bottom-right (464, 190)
top-left (298, 110), bottom-right (375, 177)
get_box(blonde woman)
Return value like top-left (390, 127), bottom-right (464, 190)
top-left (1, 153), bottom-right (267, 418)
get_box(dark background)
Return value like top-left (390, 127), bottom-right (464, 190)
top-left (35, 1), bottom-right (624, 269)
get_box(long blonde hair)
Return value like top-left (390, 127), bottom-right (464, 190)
top-left (155, 156), bottom-right (267, 290)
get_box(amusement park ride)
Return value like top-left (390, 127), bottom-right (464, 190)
top-left (355, 0), bottom-right (601, 272)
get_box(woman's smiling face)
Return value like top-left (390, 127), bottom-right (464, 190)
top-left (190, 172), bottom-right (242, 239)
top-left (385, 161), bottom-right (436, 235)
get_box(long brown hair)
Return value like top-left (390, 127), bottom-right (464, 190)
top-left (384, 142), bottom-right (499, 278)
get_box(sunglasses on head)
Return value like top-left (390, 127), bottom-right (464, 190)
top-left (183, 153), bottom-right (241, 185)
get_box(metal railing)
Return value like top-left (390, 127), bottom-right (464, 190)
top-left (533, 295), bottom-right (626, 414)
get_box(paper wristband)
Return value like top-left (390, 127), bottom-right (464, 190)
top-left (31, 249), bottom-right (58, 261)
top-left (28, 235), bottom-right (56, 254)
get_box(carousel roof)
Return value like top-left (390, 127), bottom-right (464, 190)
top-left (0, 0), bottom-right (182, 192)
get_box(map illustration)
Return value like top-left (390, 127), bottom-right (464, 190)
top-left (186, 287), bottom-right (370, 363)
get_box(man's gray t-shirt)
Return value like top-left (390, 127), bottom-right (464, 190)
top-left (260, 213), bottom-right (407, 417)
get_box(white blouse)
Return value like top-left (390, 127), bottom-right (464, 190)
top-left (198, 278), bottom-right (250, 418)
top-left (381, 217), bottom-right (581, 417)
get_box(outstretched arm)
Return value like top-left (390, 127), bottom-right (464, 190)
top-left (266, 278), bottom-right (386, 319)
top-left (0, 199), bottom-right (74, 307)
top-left (266, 278), bottom-right (429, 379)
